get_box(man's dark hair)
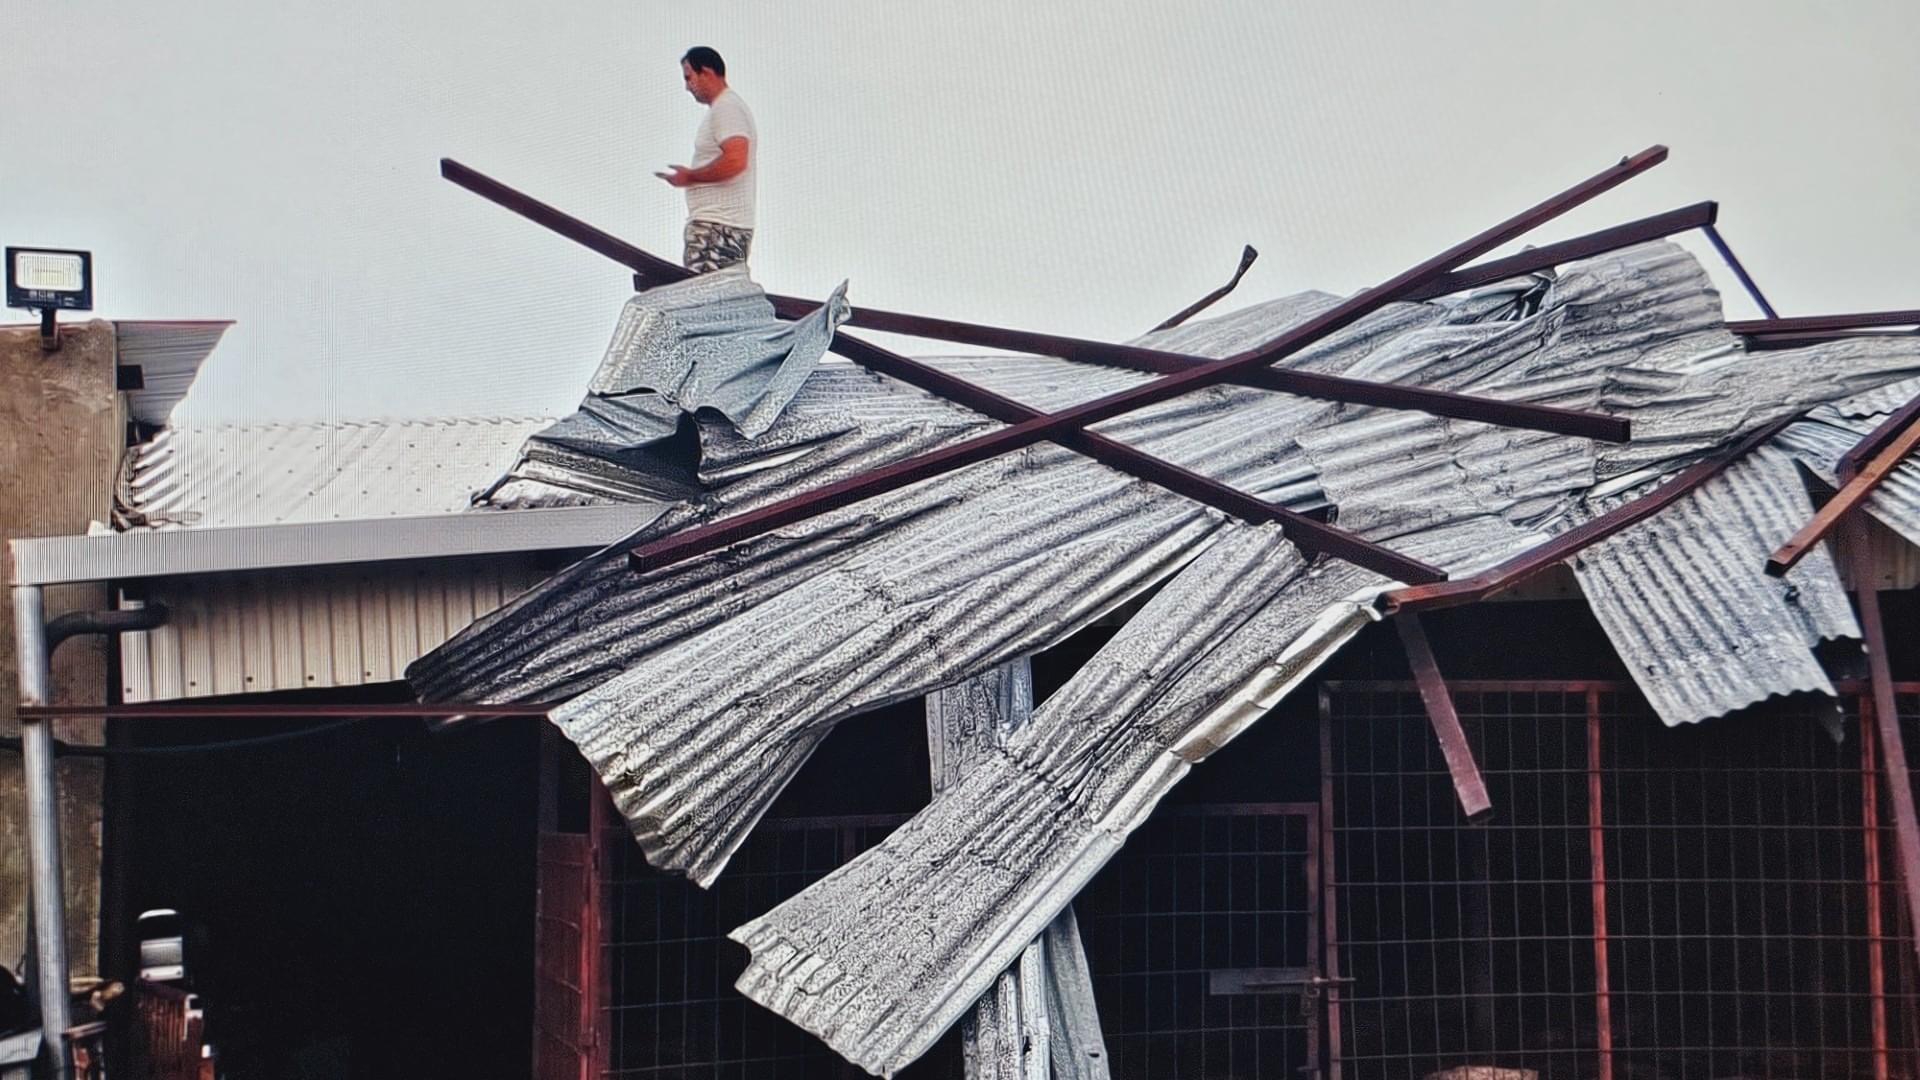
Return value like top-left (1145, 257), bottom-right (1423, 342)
top-left (682, 46), bottom-right (726, 77)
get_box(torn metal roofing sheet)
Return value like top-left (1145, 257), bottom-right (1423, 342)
top-left (1564, 443), bottom-right (1857, 725)
top-left (926, 660), bottom-right (1112, 1079)
top-left (407, 242), bottom-right (1920, 1076)
top-left (733, 528), bottom-right (1381, 1074)
top-left (1776, 410), bottom-right (1920, 550)
top-left (117, 414), bottom-right (561, 529)
top-left (480, 270), bottom-right (850, 505)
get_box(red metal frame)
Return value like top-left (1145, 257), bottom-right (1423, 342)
top-left (1400, 201), bottom-right (1717, 302)
top-left (1699, 223), bottom-right (1779, 319)
top-left (436, 152), bottom-right (1673, 583)
top-left (1318, 686), bottom-right (1346, 1080)
top-left (1863, 690), bottom-right (1891, 1080)
top-left (1846, 518), bottom-right (1920, 972)
top-left (758, 298), bottom-right (1631, 443)
top-left (1841, 392), bottom-right (1920, 479)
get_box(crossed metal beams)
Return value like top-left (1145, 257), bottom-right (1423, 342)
top-left (443, 150), bottom-right (1664, 583)
top-left (1768, 395), bottom-right (1920, 577)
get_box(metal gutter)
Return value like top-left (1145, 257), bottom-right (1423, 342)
top-left (7, 503), bottom-right (662, 586)
top-left (11, 586), bottom-right (72, 1079)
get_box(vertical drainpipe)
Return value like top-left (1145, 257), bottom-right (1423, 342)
top-left (13, 584), bottom-right (73, 1080)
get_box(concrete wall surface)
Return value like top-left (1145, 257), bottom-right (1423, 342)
top-left (0, 320), bottom-right (122, 979)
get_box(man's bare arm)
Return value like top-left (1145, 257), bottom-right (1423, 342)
top-left (657, 136), bottom-right (750, 187)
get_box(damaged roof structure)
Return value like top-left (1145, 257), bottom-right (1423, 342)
top-left (395, 148), bottom-right (1920, 1076)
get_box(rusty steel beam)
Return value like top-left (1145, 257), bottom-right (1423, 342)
top-left (825, 326), bottom-right (1448, 581)
top-left (1768, 407), bottom-right (1920, 577)
top-left (440, 161), bottom-right (1445, 581)
top-left (1153, 244), bottom-right (1259, 331)
top-left (446, 158), bottom-right (1630, 443)
top-left (804, 299), bottom-right (1631, 440)
top-left (1845, 516), bottom-right (1920, 973)
top-left (18, 702), bottom-right (561, 719)
top-left (441, 158), bottom-right (684, 282)
top-left (1382, 415), bottom-right (1791, 614)
top-left (772, 297), bottom-right (1630, 442)
top-left (1841, 392), bottom-right (1920, 480)
top-left (1862, 692), bottom-right (1892, 1080)
top-left (1401, 201), bottom-right (1718, 302)
top-left (630, 146), bottom-right (1670, 575)
top-left (1396, 614), bottom-right (1493, 818)
top-left (1586, 689), bottom-right (1616, 1080)
top-left (1742, 328), bottom-right (1919, 351)
top-left (1730, 310), bottom-right (1920, 336)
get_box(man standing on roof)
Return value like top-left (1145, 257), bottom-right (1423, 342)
top-left (656, 46), bottom-right (757, 274)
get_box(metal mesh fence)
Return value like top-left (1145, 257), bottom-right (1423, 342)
top-left (1322, 681), bottom-right (1920, 1080)
top-left (599, 814), bottom-right (936, 1079)
top-left (1075, 803), bottom-right (1320, 1079)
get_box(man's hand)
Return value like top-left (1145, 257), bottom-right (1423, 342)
top-left (654, 139), bottom-right (748, 189)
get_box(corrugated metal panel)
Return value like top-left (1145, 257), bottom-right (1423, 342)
top-left (113, 320), bottom-right (232, 427)
top-left (731, 529), bottom-right (1379, 1075)
top-left (1776, 412), bottom-right (1920, 549)
top-left (926, 660), bottom-right (1111, 1080)
top-left (410, 294), bottom-right (1458, 888)
top-left (1564, 444), bottom-right (1855, 726)
top-left (119, 415), bottom-right (561, 529)
top-left (483, 271), bottom-right (850, 505)
top-left (119, 554), bottom-right (563, 701)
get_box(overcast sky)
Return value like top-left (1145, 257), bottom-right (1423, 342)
top-left (3, 0), bottom-right (1915, 426)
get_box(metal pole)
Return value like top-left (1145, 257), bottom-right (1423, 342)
top-left (1699, 224), bottom-right (1779, 320)
top-left (1587, 688), bottom-right (1614, 1080)
top-left (14, 584), bottom-right (73, 1079)
top-left (1862, 694), bottom-right (1890, 1080)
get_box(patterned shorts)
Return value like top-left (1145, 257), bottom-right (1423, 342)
top-left (683, 219), bottom-right (754, 274)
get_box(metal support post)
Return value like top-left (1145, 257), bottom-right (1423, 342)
top-left (13, 585), bottom-right (72, 1080)
top-left (1395, 614), bottom-right (1492, 818)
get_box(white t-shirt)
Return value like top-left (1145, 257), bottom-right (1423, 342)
top-left (685, 88), bottom-right (757, 229)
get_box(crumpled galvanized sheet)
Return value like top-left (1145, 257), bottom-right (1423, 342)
top-left (730, 528), bottom-right (1362, 1074)
top-left (412, 296), bottom-right (1457, 887)
top-left (1564, 443), bottom-right (1857, 726)
top-left (926, 659), bottom-right (1111, 1080)
top-left (1774, 412), bottom-right (1920, 549)
top-left (592, 269), bottom-right (851, 435)
top-left (480, 270), bottom-right (849, 504)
